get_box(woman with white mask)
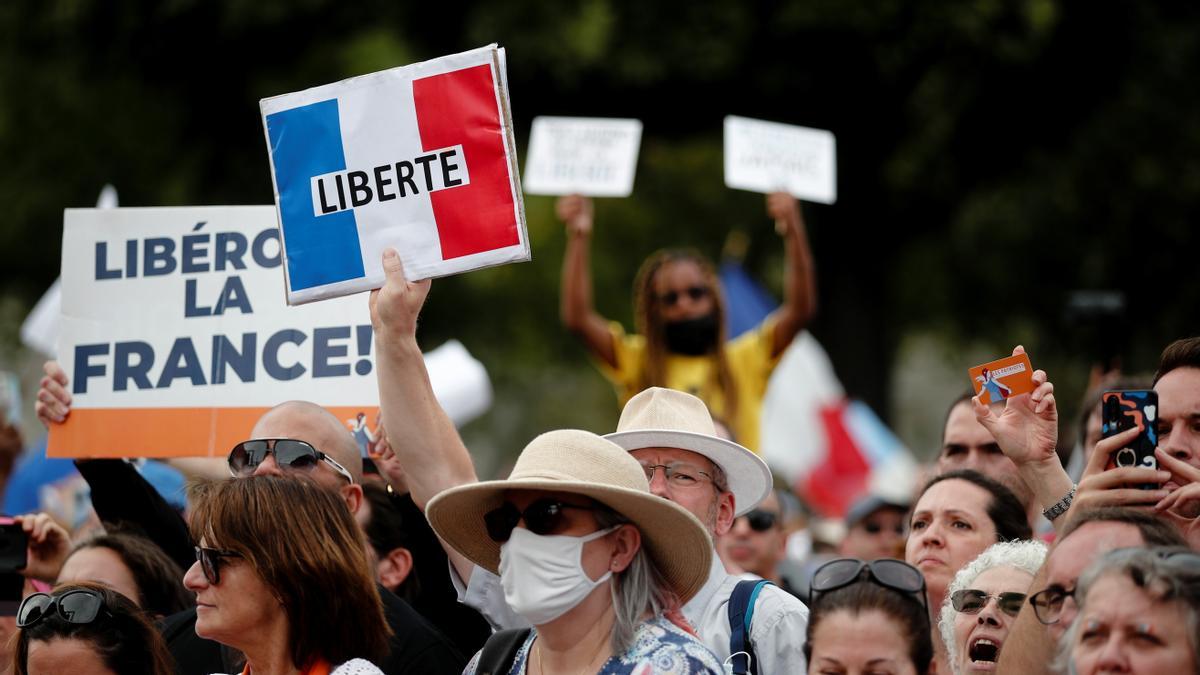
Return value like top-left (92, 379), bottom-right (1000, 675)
top-left (427, 429), bottom-right (722, 675)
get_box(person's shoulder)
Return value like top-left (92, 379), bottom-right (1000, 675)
top-left (755, 581), bottom-right (809, 614)
top-left (331, 659), bottom-right (386, 675)
top-left (377, 585), bottom-right (468, 671)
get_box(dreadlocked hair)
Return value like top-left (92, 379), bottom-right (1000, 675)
top-left (633, 249), bottom-right (738, 424)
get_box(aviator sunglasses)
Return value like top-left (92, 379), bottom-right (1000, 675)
top-left (227, 438), bottom-right (355, 484)
top-left (810, 557), bottom-right (928, 610)
top-left (484, 498), bottom-right (601, 543)
top-left (952, 589), bottom-right (1026, 618)
top-left (17, 589), bottom-right (111, 629)
top-left (737, 509), bottom-right (779, 532)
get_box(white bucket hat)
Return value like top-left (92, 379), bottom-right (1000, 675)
top-left (426, 429), bottom-right (714, 604)
top-left (604, 387), bottom-right (773, 516)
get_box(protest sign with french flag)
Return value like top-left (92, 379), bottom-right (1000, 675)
top-left (261, 44), bottom-right (529, 305)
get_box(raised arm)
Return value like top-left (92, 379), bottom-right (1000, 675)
top-left (370, 248), bottom-right (479, 582)
top-left (765, 192), bottom-right (817, 357)
top-left (558, 194), bottom-right (618, 368)
top-left (972, 346), bottom-right (1075, 532)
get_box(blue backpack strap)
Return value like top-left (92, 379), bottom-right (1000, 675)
top-left (727, 579), bottom-right (773, 675)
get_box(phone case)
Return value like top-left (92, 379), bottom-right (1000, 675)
top-left (1101, 390), bottom-right (1159, 486)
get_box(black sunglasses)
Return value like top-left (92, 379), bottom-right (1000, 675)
top-left (228, 438), bottom-right (354, 484)
top-left (952, 589), bottom-right (1026, 618)
top-left (484, 499), bottom-right (600, 543)
top-left (810, 558), bottom-right (928, 610)
top-left (658, 285), bottom-right (709, 307)
top-left (738, 509), bottom-right (779, 532)
top-left (17, 590), bottom-right (111, 628)
top-left (195, 546), bottom-right (244, 585)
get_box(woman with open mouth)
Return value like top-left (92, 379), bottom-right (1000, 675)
top-left (939, 540), bottom-right (1047, 675)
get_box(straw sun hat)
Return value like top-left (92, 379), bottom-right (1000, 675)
top-left (604, 387), bottom-right (773, 516)
top-left (426, 429), bottom-right (713, 603)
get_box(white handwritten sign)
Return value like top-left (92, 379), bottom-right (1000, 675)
top-left (523, 117), bottom-right (643, 197)
top-left (724, 115), bottom-right (837, 205)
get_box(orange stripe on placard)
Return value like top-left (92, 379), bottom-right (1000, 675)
top-left (47, 406), bottom-right (380, 459)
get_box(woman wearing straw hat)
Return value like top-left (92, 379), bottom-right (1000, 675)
top-left (426, 429), bottom-right (722, 675)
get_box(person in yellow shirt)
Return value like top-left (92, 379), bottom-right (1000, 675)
top-left (558, 192), bottom-right (817, 452)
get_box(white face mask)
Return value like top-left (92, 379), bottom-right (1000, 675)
top-left (499, 525), bottom-right (619, 625)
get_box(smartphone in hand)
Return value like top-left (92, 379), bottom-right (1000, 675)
top-left (1102, 390), bottom-right (1159, 488)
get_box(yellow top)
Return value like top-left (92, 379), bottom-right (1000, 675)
top-left (597, 316), bottom-right (782, 452)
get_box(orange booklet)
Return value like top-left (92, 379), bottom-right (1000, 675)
top-left (969, 353), bottom-right (1035, 405)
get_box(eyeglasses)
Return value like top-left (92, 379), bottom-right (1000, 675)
top-left (640, 462), bottom-right (717, 489)
top-left (484, 499), bottom-right (600, 543)
top-left (17, 590), bottom-right (111, 628)
top-left (195, 546), bottom-right (244, 585)
top-left (952, 589), bottom-right (1026, 617)
top-left (737, 509), bottom-right (779, 532)
top-left (228, 438), bottom-right (354, 484)
top-left (810, 558), bottom-right (928, 610)
top-left (1028, 584), bottom-right (1074, 625)
top-left (658, 285), bottom-right (709, 307)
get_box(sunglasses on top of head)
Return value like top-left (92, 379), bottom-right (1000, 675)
top-left (227, 438), bottom-right (355, 484)
top-left (810, 557), bottom-right (929, 611)
top-left (657, 285), bottom-right (709, 307)
top-left (484, 498), bottom-right (603, 543)
top-left (17, 589), bottom-right (112, 629)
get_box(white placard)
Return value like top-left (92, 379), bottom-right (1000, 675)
top-left (523, 117), bottom-right (643, 197)
top-left (50, 206), bottom-right (492, 458)
top-left (724, 115), bottom-right (837, 205)
top-left (260, 44), bottom-right (529, 305)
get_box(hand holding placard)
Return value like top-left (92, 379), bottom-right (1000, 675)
top-left (556, 195), bottom-right (594, 237)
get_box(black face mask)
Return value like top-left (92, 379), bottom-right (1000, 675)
top-left (664, 313), bottom-right (719, 355)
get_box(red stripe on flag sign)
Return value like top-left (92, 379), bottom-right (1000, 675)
top-left (413, 64), bottom-right (519, 260)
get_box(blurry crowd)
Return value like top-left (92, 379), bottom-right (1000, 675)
top-left (0, 192), bottom-right (1193, 675)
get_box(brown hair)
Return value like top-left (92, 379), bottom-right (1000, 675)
top-left (804, 580), bottom-right (933, 673)
top-left (68, 530), bottom-right (191, 618)
top-left (633, 249), bottom-right (738, 421)
top-left (916, 470), bottom-right (1032, 542)
top-left (188, 475), bottom-right (390, 668)
top-left (12, 582), bottom-right (175, 675)
top-left (1154, 337), bottom-right (1200, 384)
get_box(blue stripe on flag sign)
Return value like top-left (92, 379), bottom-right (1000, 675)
top-left (266, 99), bottom-right (365, 291)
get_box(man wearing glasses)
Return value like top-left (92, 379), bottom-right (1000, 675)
top-left (370, 248), bottom-right (810, 674)
top-left (995, 508), bottom-right (1184, 674)
top-left (717, 490), bottom-right (790, 587)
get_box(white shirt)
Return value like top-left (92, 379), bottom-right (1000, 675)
top-left (684, 556), bottom-right (809, 673)
top-left (452, 556), bottom-right (809, 672)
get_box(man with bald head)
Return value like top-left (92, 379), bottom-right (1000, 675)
top-left (237, 400), bottom-right (367, 514)
top-left (35, 365), bottom-right (466, 675)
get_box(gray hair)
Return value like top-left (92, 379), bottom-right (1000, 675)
top-left (1056, 547), bottom-right (1200, 675)
top-left (594, 508), bottom-right (680, 654)
top-left (938, 540), bottom-right (1047, 673)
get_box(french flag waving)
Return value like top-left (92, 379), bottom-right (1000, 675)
top-left (260, 44), bottom-right (529, 305)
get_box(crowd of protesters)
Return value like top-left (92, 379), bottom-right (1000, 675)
top-left (0, 191), bottom-right (1196, 674)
